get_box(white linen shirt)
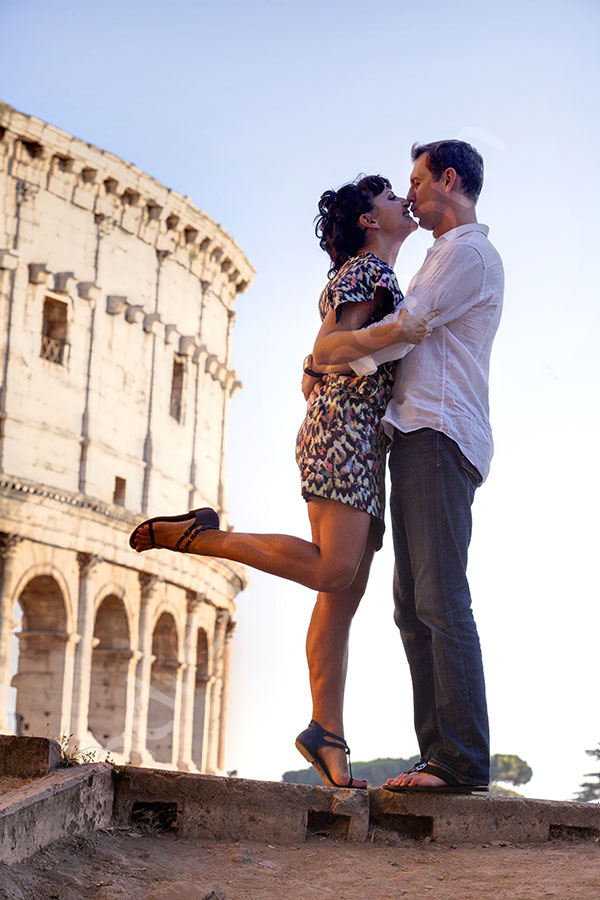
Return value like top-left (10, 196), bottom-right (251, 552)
top-left (350, 224), bottom-right (504, 480)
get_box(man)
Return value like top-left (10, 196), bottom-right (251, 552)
top-left (351, 140), bottom-right (504, 791)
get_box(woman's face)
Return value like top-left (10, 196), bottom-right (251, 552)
top-left (370, 187), bottom-right (418, 239)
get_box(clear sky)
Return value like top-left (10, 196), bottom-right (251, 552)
top-left (1, 0), bottom-right (599, 800)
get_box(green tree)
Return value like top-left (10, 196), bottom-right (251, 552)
top-left (575, 744), bottom-right (600, 802)
top-left (283, 752), bottom-right (533, 791)
top-left (488, 754), bottom-right (532, 797)
top-left (490, 754), bottom-right (533, 786)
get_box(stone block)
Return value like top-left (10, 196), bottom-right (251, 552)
top-left (0, 763), bottom-right (113, 864)
top-left (106, 295), bottom-right (128, 315)
top-left (178, 335), bottom-right (198, 357)
top-left (368, 788), bottom-right (600, 844)
top-left (125, 304), bottom-right (145, 324)
top-left (205, 353), bottom-right (219, 375)
top-left (77, 281), bottom-right (101, 302)
top-left (0, 735), bottom-right (62, 778)
top-left (28, 262), bottom-right (51, 285)
top-left (143, 313), bottom-right (162, 335)
top-left (0, 250), bottom-right (18, 270)
top-left (164, 323), bottom-right (179, 344)
top-left (54, 271), bottom-right (76, 294)
top-left (112, 768), bottom-right (370, 844)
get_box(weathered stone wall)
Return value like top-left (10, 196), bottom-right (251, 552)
top-left (0, 100), bottom-right (253, 773)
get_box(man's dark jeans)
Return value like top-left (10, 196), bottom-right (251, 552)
top-left (389, 428), bottom-right (490, 785)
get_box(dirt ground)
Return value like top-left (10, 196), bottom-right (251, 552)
top-left (0, 829), bottom-right (598, 900)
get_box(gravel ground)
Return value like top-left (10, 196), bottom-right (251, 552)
top-left (0, 828), bottom-right (598, 900)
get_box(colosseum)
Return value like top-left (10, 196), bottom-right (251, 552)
top-left (0, 101), bottom-right (254, 773)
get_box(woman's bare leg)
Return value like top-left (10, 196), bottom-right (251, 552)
top-left (132, 498), bottom-right (372, 593)
top-left (304, 520), bottom-right (379, 786)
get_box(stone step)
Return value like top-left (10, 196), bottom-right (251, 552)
top-left (0, 735), bottom-right (61, 778)
top-left (0, 764), bottom-right (113, 864)
top-left (113, 766), bottom-right (600, 846)
top-left (369, 785), bottom-right (600, 844)
top-left (1, 761), bottom-right (599, 866)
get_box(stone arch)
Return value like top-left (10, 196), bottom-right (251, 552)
top-left (191, 626), bottom-right (211, 770)
top-left (12, 574), bottom-right (70, 740)
top-left (147, 611), bottom-right (180, 764)
top-left (93, 582), bottom-right (136, 645)
top-left (11, 562), bottom-right (75, 634)
top-left (88, 593), bottom-right (131, 753)
top-left (151, 599), bottom-right (185, 663)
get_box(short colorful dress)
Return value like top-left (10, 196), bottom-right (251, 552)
top-left (295, 252), bottom-right (404, 550)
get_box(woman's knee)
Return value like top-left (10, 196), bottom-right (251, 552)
top-left (315, 561), bottom-right (358, 593)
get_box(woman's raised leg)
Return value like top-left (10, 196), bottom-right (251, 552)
top-left (131, 498), bottom-right (372, 594)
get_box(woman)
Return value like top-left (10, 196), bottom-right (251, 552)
top-left (130, 175), bottom-right (433, 788)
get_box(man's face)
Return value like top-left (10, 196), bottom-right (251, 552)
top-left (407, 154), bottom-right (447, 232)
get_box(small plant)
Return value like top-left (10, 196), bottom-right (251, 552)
top-left (59, 733), bottom-right (98, 767)
top-left (74, 836), bottom-right (88, 850)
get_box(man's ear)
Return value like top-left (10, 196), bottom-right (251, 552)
top-left (442, 167), bottom-right (458, 193)
top-left (359, 212), bottom-right (379, 230)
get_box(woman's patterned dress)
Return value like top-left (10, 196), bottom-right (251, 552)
top-left (295, 252), bottom-right (404, 550)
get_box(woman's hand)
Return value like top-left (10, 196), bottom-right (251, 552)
top-left (302, 371), bottom-right (323, 403)
top-left (394, 308), bottom-right (438, 344)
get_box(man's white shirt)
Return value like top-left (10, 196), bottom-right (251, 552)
top-left (350, 224), bottom-right (504, 480)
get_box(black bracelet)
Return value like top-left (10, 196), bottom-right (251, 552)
top-left (304, 365), bottom-right (325, 378)
top-left (303, 355), bottom-right (325, 378)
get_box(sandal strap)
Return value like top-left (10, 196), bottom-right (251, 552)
top-left (184, 524), bottom-right (210, 551)
top-left (309, 720), bottom-right (354, 780)
top-left (309, 720), bottom-right (349, 752)
top-left (415, 762), bottom-right (461, 787)
top-left (174, 520), bottom-right (198, 553)
top-left (147, 521), bottom-right (156, 548)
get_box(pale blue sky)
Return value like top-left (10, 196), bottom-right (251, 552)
top-left (1, 0), bottom-right (599, 799)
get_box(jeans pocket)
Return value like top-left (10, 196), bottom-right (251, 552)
top-left (460, 453), bottom-right (483, 487)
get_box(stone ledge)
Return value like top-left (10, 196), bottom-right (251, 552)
top-left (0, 763), bottom-right (113, 865)
top-left (0, 473), bottom-right (137, 524)
top-left (0, 735), bottom-right (61, 778)
top-left (1, 758), bottom-right (599, 867)
top-left (368, 786), bottom-right (600, 844)
top-left (112, 767), bottom-right (369, 844)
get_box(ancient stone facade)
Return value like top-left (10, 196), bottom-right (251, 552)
top-left (0, 101), bottom-right (253, 772)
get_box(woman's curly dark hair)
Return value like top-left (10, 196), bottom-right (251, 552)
top-left (315, 174), bottom-right (391, 277)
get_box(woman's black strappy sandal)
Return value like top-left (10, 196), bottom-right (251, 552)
top-left (295, 719), bottom-right (366, 789)
top-left (129, 507), bottom-right (220, 552)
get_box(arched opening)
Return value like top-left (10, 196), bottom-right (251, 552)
top-left (88, 594), bottom-right (130, 753)
top-left (191, 628), bottom-right (210, 770)
top-left (147, 612), bottom-right (179, 764)
top-left (12, 575), bottom-right (68, 739)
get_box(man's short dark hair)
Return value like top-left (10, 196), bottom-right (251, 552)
top-left (411, 140), bottom-right (484, 202)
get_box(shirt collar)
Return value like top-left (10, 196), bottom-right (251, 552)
top-left (435, 223), bottom-right (489, 244)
